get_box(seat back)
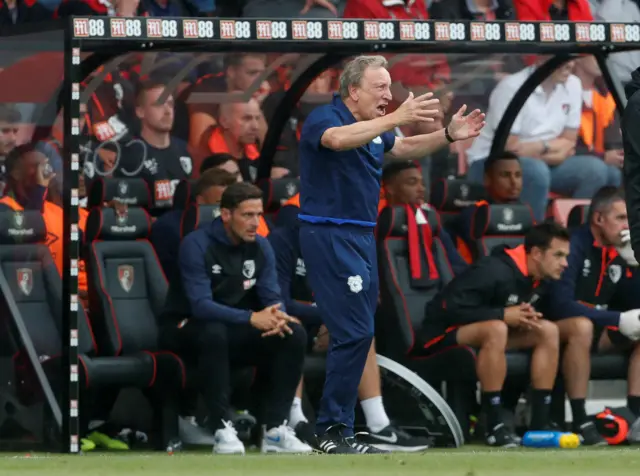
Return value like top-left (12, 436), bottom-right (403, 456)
top-left (547, 198), bottom-right (591, 227)
top-left (429, 178), bottom-right (485, 233)
top-left (567, 204), bottom-right (590, 229)
top-left (172, 179), bottom-right (197, 210)
top-left (180, 204), bottom-right (221, 239)
top-left (258, 178), bottom-right (300, 220)
top-left (466, 203), bottom-right (534, 259)
top-left (86, 206), bottom-right (166, 356)
top-left (87, 177), bottom-right (152, 209)
top-left (0, 210), bottom-right (96, 359)
top-left (376, 206), bottom-right (454, 357)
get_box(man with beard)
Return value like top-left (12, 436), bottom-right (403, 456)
top-left (115, 80), bottom-right (193, 210)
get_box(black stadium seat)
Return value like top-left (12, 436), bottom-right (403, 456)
top-left (257, 178), bottom-right (300, 218)
top-left (172, 179), bottom-right (197, 210)
top-left (567, 204), bottom-right (589, 229)
top-left (465, 203), bottom-right (534, 259)
top-left (376, 205), bottom-right (531, 432)
top-left (180, 204), bottom-right (221, 239)
top-left (0, 209), bottom-right (181, 448)
top-left (88, 177), bottom-right (152, 209)
top-left (85, 206), bottom-right (185, 443)
top-left (429, 178), bottom-right (486, 232)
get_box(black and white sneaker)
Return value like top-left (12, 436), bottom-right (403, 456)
top-left (359, 425), bottom-right (431, 452)
top-left (575, 421), bottom-right (608, 446)
top-left (346, 433), bottom-right (389, 454)
top-left (486, 423), bottom-right (519, 448)
top-left (315, 424), bottom-right (359, 454)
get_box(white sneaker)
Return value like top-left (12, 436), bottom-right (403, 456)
top-left (262, 421), bottom-right (313, 454)
top-left (213, 420), bottom-right (245, 455)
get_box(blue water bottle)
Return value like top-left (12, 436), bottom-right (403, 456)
top-left (521, 431), bottom-right (580, 448)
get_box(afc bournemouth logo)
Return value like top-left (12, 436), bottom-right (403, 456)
top-left (118, 181), bottom-right (128, 196)
top-left (118, 265), bottom-right (134, 292)
top-left (503, 207), bottom-right (514, 224)
top-left (17, 268), bottom-right (33, 296)
top-left (116, 209), bottom-right (128, 226)
top-left (242, 260), bottom-right (255, 279)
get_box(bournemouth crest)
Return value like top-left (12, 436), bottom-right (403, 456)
top-left (118, 265), bottom-right (134, 292)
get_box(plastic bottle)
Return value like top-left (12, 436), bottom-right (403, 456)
top-left (521, 431), bottom-right (581, 448)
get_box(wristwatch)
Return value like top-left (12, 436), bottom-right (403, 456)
top-left (542, 140), bottom-right (550, 155)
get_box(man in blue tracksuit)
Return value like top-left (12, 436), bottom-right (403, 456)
top-left (298, 55), bottom-right (485, 454)
top-left (161, 182), bottom-right (312, 455)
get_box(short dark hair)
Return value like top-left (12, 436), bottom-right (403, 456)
top-left (194, 168), bottom-right (238, 197)
top-left (484, 151), bottom-right (520, 174)
top-left (220, 182), bottom-right (262, 211)
top-left (0, 105), bottom-right (21, 124)
top-left (5, 143), bottom-right (37, 175)
top-left (199, 153), bottom-right (236, 174)
top-left (382, 160), bottom-right (418, 184)
top-left (135, 79), bottom-right (169, 106)
top-left (524, 222), bottom-right (570, 253)
top-left (588, 186), bottom-right (625, 222)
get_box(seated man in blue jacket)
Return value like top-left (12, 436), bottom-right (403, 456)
top-left (160, 182), bottom-right (312, 455)
top-left (546, 186), bottom-right (640, 445)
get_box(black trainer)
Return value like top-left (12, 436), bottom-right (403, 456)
top-left (575, 421), bottom-right (608, 446)
top-left (346, 433), bottom-right (389, 454)
top-left (486, 423), bottom-right (519, 448)
top-left (359, 425), bottom-right (431, 452)
top-left (315, 424), bottom-right (359, 454)
top-left (294, 421), bottom-right (317, 447)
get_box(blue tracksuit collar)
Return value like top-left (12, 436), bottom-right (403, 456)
top-left (207, 217), bottom-right (243, 247)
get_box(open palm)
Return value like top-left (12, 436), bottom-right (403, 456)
top-left (447, 105), bottom-right (486, 141)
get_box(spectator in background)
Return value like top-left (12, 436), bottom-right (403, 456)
top-left (0, 0), bottom-right (52, 24)
top-left (209, 98), bottom-right (261, 183)
top-left (0, 105), bottom-right (20, 194)
top-left (187, 54), bottom-right (269, 157)
top-left (115, 80), bottom-right (192, 209)
top-left (593, 0), bottom-right (640, 84)
top-left (573, 55), bottom-right (624, 186)
top-left (513, 0), bottom-right (593, 20)
top-left (429, 0), bottom-right (515, 20)
top-left (465, 60), bottom-right (617, 222)
top-left (242, 0), bottom-right (342, 17)
top-left (151, 168), bottom-right (238, 280)
top-left (56, 0), bottom-right (146, 16)
top-left (141, 0), bottom-right (194, 15)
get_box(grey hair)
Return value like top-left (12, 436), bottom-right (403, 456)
top-left (588, 186), bottom-right (625, 222)
top-left (339, 55), bottom-right (388, 99)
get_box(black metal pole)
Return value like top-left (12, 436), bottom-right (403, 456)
top-left (62, 18), bottom-right (81, 454)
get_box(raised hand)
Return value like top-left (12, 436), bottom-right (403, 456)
top-left (392, 92), bottom-right (441, 127)
top-left (446, 105), bottom-right (486, 142)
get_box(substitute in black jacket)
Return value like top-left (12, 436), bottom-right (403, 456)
top-left (546, 186), bottom-right (640, 445)
top-left (623, 67), bottom-right (640, 264)
top-left (422, 223), bottom-right (569, 448)
top-left (161, 182), bottom-right (312, 455)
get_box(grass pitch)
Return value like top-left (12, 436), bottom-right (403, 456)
top-left (2, 447), bottom-right (640, 476)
